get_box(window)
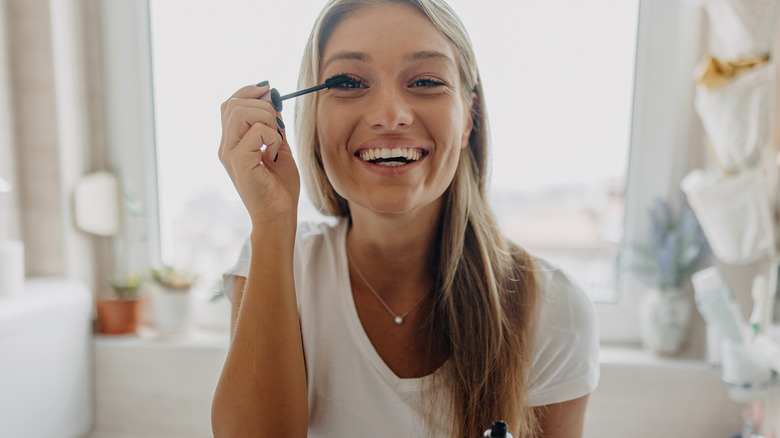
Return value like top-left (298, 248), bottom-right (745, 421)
top-left (147, 0), bottom-right (639, 305)
top-left (94, 0), bottom-right (700, 341)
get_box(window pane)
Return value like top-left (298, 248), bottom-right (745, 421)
top-left (149, 0), bottom-right (638, 304)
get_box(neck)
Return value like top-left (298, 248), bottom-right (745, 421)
top-left (346, 199), bottom-right (441, 296)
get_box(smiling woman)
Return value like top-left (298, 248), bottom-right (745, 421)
top-left (212, 1), bottom-right (598, 437)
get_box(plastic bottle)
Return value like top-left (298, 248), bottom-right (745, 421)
top-left (483, 420), bottom-right (513, 438)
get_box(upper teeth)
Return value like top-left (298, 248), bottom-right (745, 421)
top-left (359, 148), bottom-right (422, 162)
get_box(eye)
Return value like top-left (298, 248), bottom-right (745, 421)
top-left (410, 77), bottom-right (445, 88)
top-left (326, 74), bottom-right (364, 89)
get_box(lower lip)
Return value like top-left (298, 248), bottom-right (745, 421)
top-left (354, 154), bottom-right (426, 175)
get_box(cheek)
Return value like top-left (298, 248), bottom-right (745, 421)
top-left (316, 102), bottom-right (351, 148)
top-left (440, 108), bottom-right (471, 152)
top-left (315, 109), bottom-right (339, 159)
top-left (314, 113), bottom-right (348, 192)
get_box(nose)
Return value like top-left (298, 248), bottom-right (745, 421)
top-left (362, 86), bottom-right (413, 130)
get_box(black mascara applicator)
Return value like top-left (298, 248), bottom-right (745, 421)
top-left (258, 75), bottom-right (353, 112)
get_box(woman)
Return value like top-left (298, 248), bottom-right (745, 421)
top-left (212, 0), bottom-right (599, 436)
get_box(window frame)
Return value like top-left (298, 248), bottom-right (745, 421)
top-left (98, 0), bottom-right (162, 279)
top-left (98, 0), bottom-right (705, 344)
top-left (596, 0), bottom-right (705, 343)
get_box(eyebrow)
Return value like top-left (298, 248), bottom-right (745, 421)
top-left (406, 50), bottom-right (454, 65)
top-left (321, 51), bottom-right (372, 71)
top-left (321, 50), bottom-right (455, 71)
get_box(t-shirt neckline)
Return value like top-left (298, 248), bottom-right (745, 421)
top-left (335, 219), bottom-right (444, 392)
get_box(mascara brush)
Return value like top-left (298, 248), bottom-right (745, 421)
top-left (258, 75), bottom-right (353, 112)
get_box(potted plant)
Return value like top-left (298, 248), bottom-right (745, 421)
top-left (95, 275), bottom-right (144, 335)
top-left (92, 188), bottom-right (148, 335)
top-left (630, 198), bottom-right (710, 355)
top-left (147, 265), bottom-right (197, 337)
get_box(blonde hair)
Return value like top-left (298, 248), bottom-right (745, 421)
top-left (294, 0), bottom-right (540, 436)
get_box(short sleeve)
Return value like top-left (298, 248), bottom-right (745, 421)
top-left (221, 221), bottom-right (325, 304)
top-left (527, 266), bottom-right (600, 406)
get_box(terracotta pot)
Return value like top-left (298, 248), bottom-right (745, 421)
top-left (96, 298), bottom-right (143, 335)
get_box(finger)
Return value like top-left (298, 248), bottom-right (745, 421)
top-left (231, 121), bottom-right (284, 167)
top-left (219, 103), bottom-right (275, 161)
top-left (222, 127), bottom-right (275, 186)
top-left (265, 113), bottom-right (287, 163)
top-left (220, 82), bottom-right (274, 124)
top-left (222, 105), bottom-right (279, 152)
top-left (226, 82), bottom-right (270, 101)
top-left (221, 94), bottom-right (277, 128)
top-left (258, 88), bottom-right (283, 112)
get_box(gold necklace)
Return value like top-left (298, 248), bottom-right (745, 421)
top-left (346, 248), bottom-right (428, 325)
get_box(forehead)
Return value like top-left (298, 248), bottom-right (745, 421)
top-left (320, 2), bottom-right (457, 68)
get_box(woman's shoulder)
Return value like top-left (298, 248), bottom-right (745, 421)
top-left (525, 255), bottom-right (600, 405)
top-left (222, 217), bottom-right (347, 301)
top-left (295, 217), bottom-right (348, 253)
top-left (530, 256), bottom-right (596, 333)
top-left (296, 217), bottom-right (345, 238)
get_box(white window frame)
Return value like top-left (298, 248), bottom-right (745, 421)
top-left (597, 0), bottom-right (705, 343)
top-left (98, 0), bottom-right (704, 344)
top-left (98, 0), bottom-right (161, 279)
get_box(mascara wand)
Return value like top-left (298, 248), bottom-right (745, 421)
top-left (260, 75), bottom-right (353, 112)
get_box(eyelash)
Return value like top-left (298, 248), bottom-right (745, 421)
top-left (323, 74), bottom-right (447, 90)
top-left (410, 77), bottom-right (445, 88)
top-left (326, 73), bottom-right (363, 89)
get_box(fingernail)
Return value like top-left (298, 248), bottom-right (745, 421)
top-left (256, 80), bottom-right (269, 87)
top-left (270, 88), bottom-right (283, 112)
top-left (276, 116), bottom-right (285, 130)
top-left (274, 153), bottom-right (278, 163)
top-left (277, 128), bottom-right (284, 140)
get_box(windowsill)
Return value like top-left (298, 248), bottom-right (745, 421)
top-left (598, 343), bottom-right (712, 369)
top-left (94, 326), bottom-right (230, 350)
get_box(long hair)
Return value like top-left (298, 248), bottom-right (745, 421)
top-left (294, 1), bottom-right (540, 435)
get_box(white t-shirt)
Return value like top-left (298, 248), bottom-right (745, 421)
top-left (223, 219), bottom-right (599, 436)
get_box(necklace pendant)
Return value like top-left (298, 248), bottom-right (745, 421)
top-left (394, 316), bottom-right (404, 325)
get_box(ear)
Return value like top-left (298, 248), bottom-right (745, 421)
top-left (460, 90), bottom-right (477, 150)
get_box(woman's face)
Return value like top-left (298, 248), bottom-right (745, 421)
top-left (316, 2), bottom-right (473, 216)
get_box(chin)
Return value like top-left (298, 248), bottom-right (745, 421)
top-left (359, 192), bottom-right (442, 217)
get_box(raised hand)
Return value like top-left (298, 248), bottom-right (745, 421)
top-left (219, 82), bottom-right (300, 225)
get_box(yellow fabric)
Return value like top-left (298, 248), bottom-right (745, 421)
top-left (695, 55), bottom-right (770, 90)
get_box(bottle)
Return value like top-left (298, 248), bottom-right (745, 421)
top-left (483, 420), bottom-right (513, 438)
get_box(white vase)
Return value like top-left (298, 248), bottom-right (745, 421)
top-left (638, 288), bottom-right (692, 355)
top-left (148, 282), bottom-right (192, 337)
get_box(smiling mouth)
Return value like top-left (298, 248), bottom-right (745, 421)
top-left (356, 148), bottom-right (426, 167)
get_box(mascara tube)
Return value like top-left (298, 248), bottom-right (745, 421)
top-left (483, 420), bottom-right (513, 438)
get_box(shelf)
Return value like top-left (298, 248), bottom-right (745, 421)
top-left (94, 326), bottom-right (229, 350)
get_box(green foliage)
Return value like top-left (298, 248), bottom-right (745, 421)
top-left (630, 198), bottom-right (709, 289)
top-left (108, 276), bottom-right (142, 300)
top-left (151, 266), bottom-right (196, 291)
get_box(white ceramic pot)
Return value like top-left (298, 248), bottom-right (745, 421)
top-left (638, 288), bottom-right (692, 355)
top-left (148, 282), bottom-right (192, 337)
